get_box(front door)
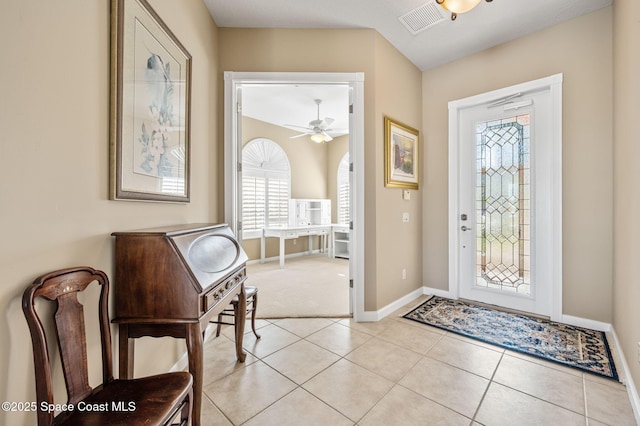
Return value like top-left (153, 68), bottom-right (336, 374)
top-left (450, 75), bottom-right (563, 319)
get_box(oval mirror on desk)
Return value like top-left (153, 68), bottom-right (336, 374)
top-left (188, 234), bottom-right (239, 273)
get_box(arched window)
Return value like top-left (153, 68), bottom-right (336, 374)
top-left (242, 138), bottom-right (291, 237)
top-left (337, 153), bottom-right (350, 225)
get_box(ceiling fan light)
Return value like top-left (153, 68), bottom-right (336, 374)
top-left (310, 134), bottom-right (325, 143)
top-left (437, 0), bottom-right (482, 14)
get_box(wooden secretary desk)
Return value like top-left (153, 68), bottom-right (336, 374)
top-left (111, 223), bottom-right (248, 426)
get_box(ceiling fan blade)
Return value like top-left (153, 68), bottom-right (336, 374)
top-left (290, 133), bottom-right (311, 139)
top-left (322, 117), bottom-right (335, 128)
top-left (283, 124), bottom-right (313, 132)
top-left (322, 131), bottom-right (333, 142)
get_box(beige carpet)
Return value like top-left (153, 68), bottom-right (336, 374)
top-left (245, 254), bottom-right (351, 318)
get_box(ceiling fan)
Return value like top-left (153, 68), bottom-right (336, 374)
top-left (285, 99), bottom-right (335, 143)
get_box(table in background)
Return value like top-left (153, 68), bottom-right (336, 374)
top-left (260, 225), bottom-right (331, 268)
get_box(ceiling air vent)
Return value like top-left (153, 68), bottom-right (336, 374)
top-left (399, 0), bottom-right (446, 35)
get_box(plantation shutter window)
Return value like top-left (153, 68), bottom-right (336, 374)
top-left (337, 153), bottom-right (350, 225)
top-left (242, 138), bottom-right (291, 238)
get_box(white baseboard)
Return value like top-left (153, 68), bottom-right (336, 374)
top-left (379, 287), bottom-right (425, 319)
top-left (356, 310), bottom-right (380, 322)
top-left (246, 250), bottom-right (326, 266)
top-left (357, 287), bottom-right (425, 322)
top-left (561, 314), bottom-right (611, 332)
top-left (169, 351), bottom-right (189, 373)
top-left (421, 285), bottom-right (455, 299)
top-left (609, 326), bottom-right (640, 424)
top-left (358, 285), bottom-right (455, 322)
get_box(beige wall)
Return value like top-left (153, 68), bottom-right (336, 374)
top-left (0, 0), bottom-right (220, 423)
top-left (613, 0), bottom-right (640, 395)
top-left (422, 7), bottom-right (613, 323)
top-left (242, 117), bottom-right (329, 199)
top-left (373, 33), bottom-right (424, 309)
top-left (220, 28), bottom-right (424, 311)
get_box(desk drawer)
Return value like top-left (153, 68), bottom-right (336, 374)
top-left (203, 268), bottom-right (246, 313)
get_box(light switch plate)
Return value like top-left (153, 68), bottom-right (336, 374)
top-left (403, 190), bottom-right (411, 200)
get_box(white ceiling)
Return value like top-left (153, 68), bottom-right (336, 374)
top-left (206, 0), bottom-right (611, 136)
top-left (241, 84), bottom-right (351, 138)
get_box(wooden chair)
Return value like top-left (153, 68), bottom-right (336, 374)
top-left (213, 285), bottom-right (261, 339)
top-left (22, 266), bottom-right (193, 426)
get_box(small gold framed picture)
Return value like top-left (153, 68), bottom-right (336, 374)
top-left (384, 116), bottom-right (419, 189)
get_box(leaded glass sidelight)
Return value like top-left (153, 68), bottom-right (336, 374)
top-left (475, 115), bottom-right (531, 295)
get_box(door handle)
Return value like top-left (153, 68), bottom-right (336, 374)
top-left (461, 225), bottom-right (472, 231)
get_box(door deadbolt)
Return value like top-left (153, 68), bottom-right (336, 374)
top-left (460, 214), bottom-right (468, 221)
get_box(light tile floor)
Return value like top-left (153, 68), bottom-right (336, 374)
top-left (199, 299), bottom-right (636, 426)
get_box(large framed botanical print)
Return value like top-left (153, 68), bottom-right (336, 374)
top-left (110, 0), bottom-right (191, 202)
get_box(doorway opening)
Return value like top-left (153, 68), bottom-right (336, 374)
top-left (448, 74), bottom-right (563, 320)
top-left (224, 72), bottom-right (365, 321)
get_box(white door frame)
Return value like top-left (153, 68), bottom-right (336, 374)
top-left (223, 71), bottom-right (366, 322)
top-left (448, 74), bottom-right (563, 321)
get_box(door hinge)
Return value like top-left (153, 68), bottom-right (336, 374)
top-left (349, 279), bottom-right (354, 288)
top-left (237, 221), bottom-right (243, 231)
top-left (237, 102), bottom-right (242, 113)
top-left (349, 221), bottom-right (353, 230)
top-left (237, 162), bottom-right (242, 173)
top-left (349, 104), bottom-right (354, 114)
top-left (349, 162), bottom-right (354, 172)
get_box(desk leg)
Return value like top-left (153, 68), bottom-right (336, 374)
top-left (329, 230), bottom-right (334, 257)
top-left (326, 234), bottom-right (330, 257)
top-left (118, 324), bottom-right (134, 379)
top-left (323, 234), bottom-right (328, 256)
top-left (186, 323), bottom-right (203, 426)
top-left (235, 284), bottom-right (247, 362)
top-left (279, 236), bottom-right (285, 268)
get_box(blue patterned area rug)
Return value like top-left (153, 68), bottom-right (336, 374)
top-left (403, 296), bottom-right (619, 381)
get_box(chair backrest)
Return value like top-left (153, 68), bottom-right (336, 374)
top-left (22, 266), bottom-right (113, 425)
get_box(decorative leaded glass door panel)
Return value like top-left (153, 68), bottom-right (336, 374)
top-left (476, 115), bottom-right (531, 296)
top-left (452, 75), bottom-right (563, 318)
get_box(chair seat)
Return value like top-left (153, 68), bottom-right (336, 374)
top-left (213, 285), bottom-right (260, 339)
top-left (56, 372), bottom-right (192, 425)
top-left (231, 285), bottom-right (257, 303)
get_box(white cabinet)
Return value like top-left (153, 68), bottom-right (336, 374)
top-left (332, 224), bottom-right (350, 259)
top-left (289, 199), bottom-right (331, 227)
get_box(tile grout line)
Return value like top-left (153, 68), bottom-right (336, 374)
top-left (582, 375), bottom-right (590, 424)
top-left (483, 352), bottom-right (591, 419)
top-left (207, 315), bottom-right (626, 425)
top-left (358, 326), bottom-right (476, 423)
top-left (470, 349), bottom-right (506, 423)
top-left (238, 319), bottom-right (368, 425)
